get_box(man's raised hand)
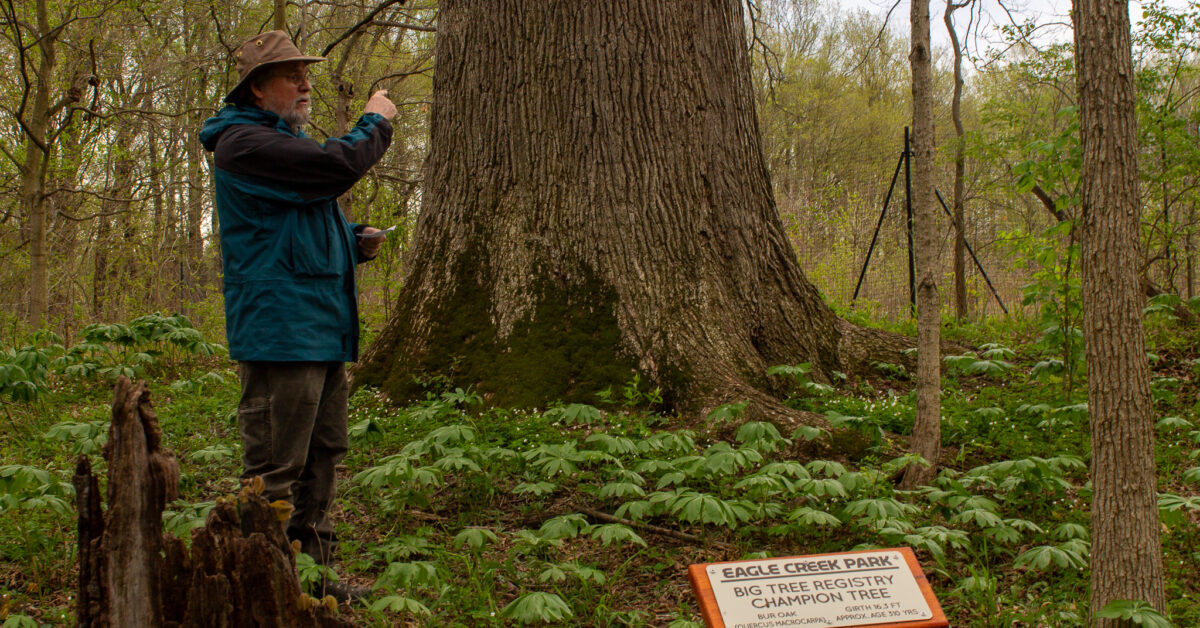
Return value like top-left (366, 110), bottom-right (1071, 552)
top-left (357, 226), bottom-right (386, 259)
top-left (364, 89), bottom-right (397, 120)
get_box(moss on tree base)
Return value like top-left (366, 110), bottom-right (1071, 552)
top-left (358, 255), bottom-right (640, 409)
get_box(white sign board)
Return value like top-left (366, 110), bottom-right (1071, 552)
top-left (699, 550), bottom-right (935, 628)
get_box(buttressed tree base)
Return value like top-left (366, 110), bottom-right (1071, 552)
top-left (358, 0), bottom-right (905, 420)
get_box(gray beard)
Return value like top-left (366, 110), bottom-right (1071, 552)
top-left (258, 97), bottom-right (309, 130)
top-left (281, 109), bottom-right (309, 130)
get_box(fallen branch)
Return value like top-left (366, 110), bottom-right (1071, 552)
top-left (578, 506), bottom-right (730, 550)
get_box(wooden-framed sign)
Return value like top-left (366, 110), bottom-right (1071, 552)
top-left (688, 547), bottom-right (948, 628)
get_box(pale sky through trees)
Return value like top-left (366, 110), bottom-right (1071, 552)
top-left (838, 0), bottom-right (1193, 54)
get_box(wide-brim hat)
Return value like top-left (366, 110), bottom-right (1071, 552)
top-left (225, 30), bottom-right (325, 103)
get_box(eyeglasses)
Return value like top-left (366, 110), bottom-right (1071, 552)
top-left (270, 70), bottom-right (309, 86)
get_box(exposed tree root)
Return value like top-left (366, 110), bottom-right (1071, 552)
top-left (836, 318), bottom-right (917, 374)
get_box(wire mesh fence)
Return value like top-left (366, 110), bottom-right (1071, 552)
top-left (783, 183), bottom-right (1032, 321)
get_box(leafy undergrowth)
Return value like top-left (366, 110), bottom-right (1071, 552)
top-left (0, 313), bottom-right (1198, 627)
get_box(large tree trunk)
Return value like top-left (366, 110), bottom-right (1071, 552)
top-left (1073, 0), bottom-right (1166, 621)
top-left (901, 0), bottom-right (942, 489)
top-left (358, 0), bottom-right (845, 419)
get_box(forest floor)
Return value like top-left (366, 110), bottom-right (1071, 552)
top-left (1, 311), bottom-right (1198, 627)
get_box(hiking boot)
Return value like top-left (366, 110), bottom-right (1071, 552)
top-left (318, 578), bottom-right (372, 604)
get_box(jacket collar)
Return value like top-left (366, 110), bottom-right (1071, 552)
top-left (200, 104), bottom-right (306, 151)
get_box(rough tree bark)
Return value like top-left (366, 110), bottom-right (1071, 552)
top-left (76, 377), bottom-right (180, 626)
top-left (75, 378), bottom-right (352, 627)
top-left (357, 0), bottom-right (907, 421)
top-left (900, 0), bottom-right (942, 488)
top-left (1073, 0), bottom-right (1167, 621)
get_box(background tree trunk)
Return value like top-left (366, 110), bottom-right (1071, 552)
top-left (93, 211), bottom-right (111, 319)
top-left (1073, 0), bottom-right (1166, 620)
top-left (95, 132), bottom-right (135, 320)
top-left (902, 0), bottom-right (942, 488)
top-left (329, 5), bottom-right (363, 221)
top-left (945, 0), bottom-right (972, 320)
top-left (358, 0), bottom-right (845, 419)
top-left (149, 124), bottom-right (168, 309)
top-left (184, 26), bottom-right (211, 305)
top-left (1187, 201), bottom-right (1195, 299)
top-left (19, 0), bottom-right (55, 330)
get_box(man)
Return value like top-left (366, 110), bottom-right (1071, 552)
top-left (199, 30), bottom-right (396, 602)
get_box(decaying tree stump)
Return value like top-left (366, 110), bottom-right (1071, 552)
top-left (75, 377), bottom-right (352, 627)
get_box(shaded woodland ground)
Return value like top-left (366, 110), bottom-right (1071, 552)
top-left (0, 308), bottom-right (1197, 625)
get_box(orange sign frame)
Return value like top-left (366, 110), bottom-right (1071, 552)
top-left (688, 547), bottom-right (949, 628)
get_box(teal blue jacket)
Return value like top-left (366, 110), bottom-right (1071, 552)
top-left (199, 105), bottom-right (392, 362)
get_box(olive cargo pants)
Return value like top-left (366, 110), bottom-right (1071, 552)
top-left (237, 361), bottom-right (348, 565)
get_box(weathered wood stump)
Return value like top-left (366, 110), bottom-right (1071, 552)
top-left (75, 376), bottom-right (352, 627)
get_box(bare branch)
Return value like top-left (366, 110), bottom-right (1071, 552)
top-left (14, 118), bottom-right (47, 155)
top-left (372, 20), bottom-right (435, 33)
top-left (368, 61), bottom-right (433, 94)
top-left (994, 0), bottom-right (1039, 50)
top-left (0, 134), bottom-right (21, 167)
top-left (209, 5), bottom-right (234, 53)
top-left (2, 0), bottom-right (34, 126)
top-left (22, 0), bottom-right (123, 54)
top-left (87, 38), bottom-right (100, 114)
top-left (372, 172), bottom-right (423, 186)
top-left (54, 207), bottom-right (133, 221)
top-left (743, 0), bottom-right (783, 87)
top-left (322, 0), bottom-right (407, 57)
top-left (847, 0), bottom-right (903, 78)
top-left (1031, 183), bottom-right (1069, 223)
top-left (46, 83), bottom-right (85, 118)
